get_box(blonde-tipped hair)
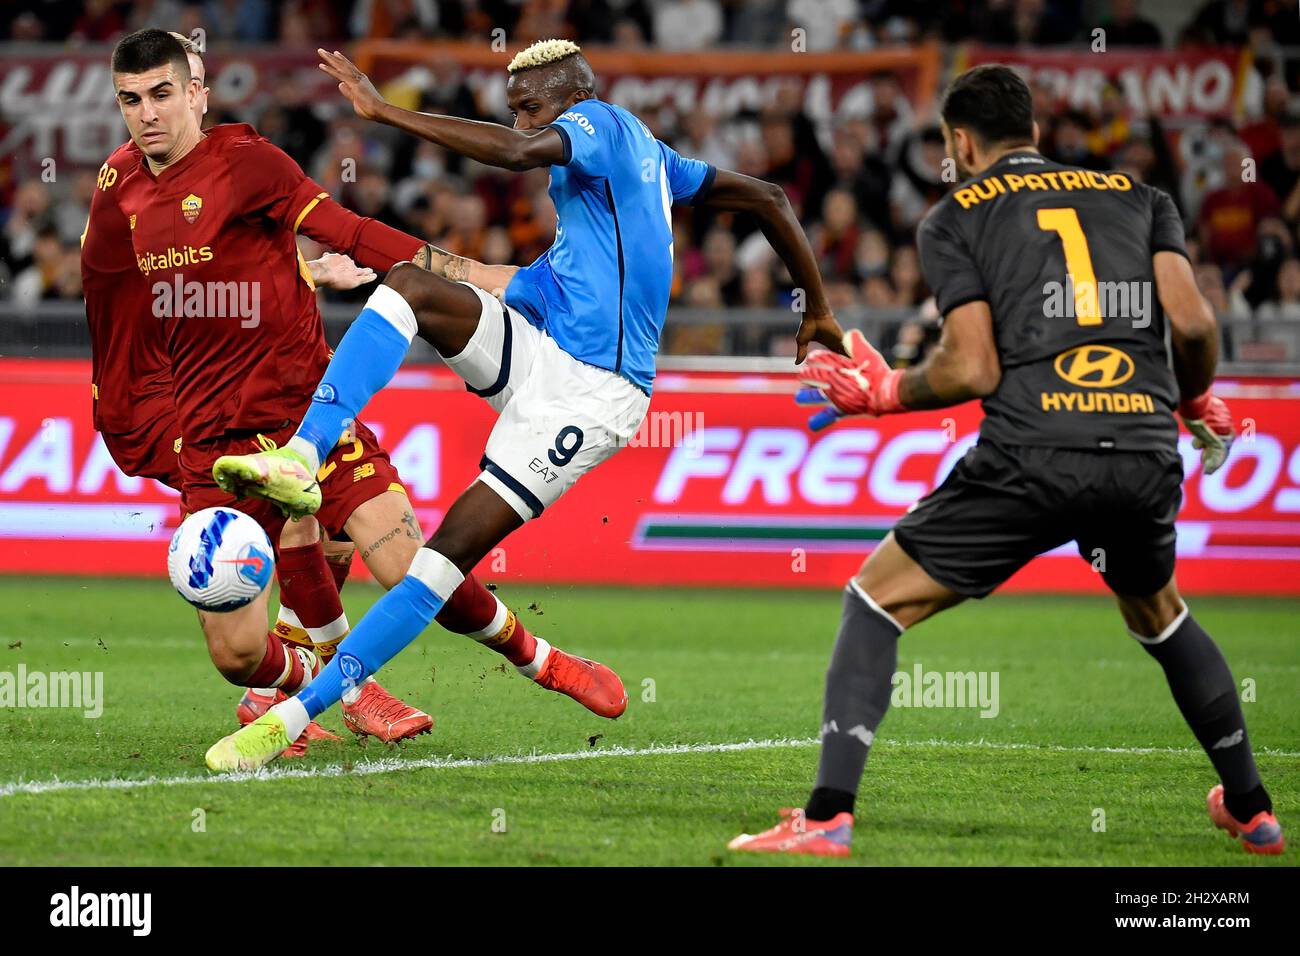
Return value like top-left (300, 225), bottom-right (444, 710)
top-left (507, 39), bottom-right (581, 74)
top-left (169, 31), bottom-right (198, 55)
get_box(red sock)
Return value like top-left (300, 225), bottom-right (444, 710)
top-left (328, 551), bottom-right (352, 595)
top-left (278, 544), bottom-right (345, 627)
top-left (277, 543), bottom-right (348, 662)
top-left (486, 608), bottom-right (539, 668)
top-left (436, 573), bottom-right (537, 667)
top-left (436, 571), bottom-right (497, 632)
top-left (246, 632), bottom-right (308, 692)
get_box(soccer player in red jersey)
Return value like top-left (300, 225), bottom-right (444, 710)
top-left (82, 34), bottom-right (434, 750)
top-left (98, 29), bottom-right (608, 741)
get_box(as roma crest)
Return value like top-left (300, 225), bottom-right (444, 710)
top-left (181, 193), bottom-right (203, 225)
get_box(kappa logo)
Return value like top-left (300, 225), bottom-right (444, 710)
top-left (181, 193), bottom-right (203, 224)
top-left (1053, 344), bottom-right (1135, 388)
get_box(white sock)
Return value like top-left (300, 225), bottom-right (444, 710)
top-left (342, 675), bottom-right (374, 705)
top-left (286, 435), bottom-right (321, 475)
top-left (468, 596), bottom-right (510, 643)
top-left (517, 637), bottom-right (551, 680)
top-left (274, 695), bottom-right (311, 741)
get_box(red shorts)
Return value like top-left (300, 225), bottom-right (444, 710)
top-left (101, 402), bottom-right (184, 491)
top-left (179, 418), bottom-right (406, 546)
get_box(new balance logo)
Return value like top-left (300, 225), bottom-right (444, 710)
top-left (1212, 729), bottom-right (1244, 750)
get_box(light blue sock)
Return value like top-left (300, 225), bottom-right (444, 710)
top-left (296, 550), bottom-right (463, 719)
top-left (296, 284), bottom-right (416, 466)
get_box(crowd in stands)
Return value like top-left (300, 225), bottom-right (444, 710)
top-left (4, 0), bottom-right (1300, 362)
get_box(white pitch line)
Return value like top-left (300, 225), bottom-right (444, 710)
top-left (1, 735), bottom-right (1297, 799)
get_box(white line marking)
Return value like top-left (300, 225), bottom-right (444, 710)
top-left (1, 735), bottom-right (1297, 799)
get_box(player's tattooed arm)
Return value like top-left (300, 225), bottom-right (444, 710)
top-left (411, 243), bottom-right (472, 281)
top-left (411, 243), bottom-right (520, 297)
top-left (898, 301), bottom-right (1001, 410)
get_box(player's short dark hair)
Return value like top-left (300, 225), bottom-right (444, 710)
top-left (111, 28), bottom-right (191, 84)
top-left (941, 65), bottom-right (1034, 150)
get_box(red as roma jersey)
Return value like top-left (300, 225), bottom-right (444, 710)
top-left (80, 139), bottom-right (172, 434)
top-left (114, 123), bottom-right (335, 444)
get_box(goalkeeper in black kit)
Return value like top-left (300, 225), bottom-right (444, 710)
top-left (729, 65), bottom-right (1283, 858)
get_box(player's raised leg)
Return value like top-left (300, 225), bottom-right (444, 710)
top-left (1116, 579), bottom-right (1284, 855)
top-left (206, 482), bottom-right (624, 771)
top-left (729, 534), bottom-right (963, 856)
top-left (212, 266), bottom-right (479, 516)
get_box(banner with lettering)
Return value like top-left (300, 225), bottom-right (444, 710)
top-left (958, 45), bottom-right (1252, 119)
top-left (0, 360), bottom-right (1296, 595)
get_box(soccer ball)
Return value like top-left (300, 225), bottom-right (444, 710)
top-left (167, 507), bottom-right (274, 612)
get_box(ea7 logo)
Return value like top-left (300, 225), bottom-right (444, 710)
top-left (1053, 345), bottom-right (1134, 388)
top-left (50, 886), bottom-right (151, 936)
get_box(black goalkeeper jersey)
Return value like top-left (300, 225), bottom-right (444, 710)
top-left (916, 150), bottom-right (1186, 451)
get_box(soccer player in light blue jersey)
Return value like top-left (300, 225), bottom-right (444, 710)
top-left (206, 39), bottom-right (844, 769)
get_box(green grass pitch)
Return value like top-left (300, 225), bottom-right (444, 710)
top-left (0, 577), bottom-right (1294, 866)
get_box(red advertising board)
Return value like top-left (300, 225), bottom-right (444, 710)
top-left (0, 359), bottom-right (1297, 594)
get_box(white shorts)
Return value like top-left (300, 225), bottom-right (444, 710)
top-left (442, 283), bottom-right (650, 521)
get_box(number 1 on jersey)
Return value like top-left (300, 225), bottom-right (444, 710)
top-left (1036, 207), bottom-right (1101, 326)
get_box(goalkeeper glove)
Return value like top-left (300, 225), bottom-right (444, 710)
top-left (795, 329), bottom-right (903, 430)
top-left (1179, 390), bottom-right (1234, 476)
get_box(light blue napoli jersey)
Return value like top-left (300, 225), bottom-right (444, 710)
top-left (503, 99), bottom-right (715, 394)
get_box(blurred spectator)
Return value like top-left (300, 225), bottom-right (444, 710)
top-left (811, 190), bottom-right (862, 283)
top-left (889, 127), bottom-right (947, 237)
top-left (786, 0), bottom-right (864, 50)
top-left (1194, 263), bottom-right (1252, 321)
top-left (1188, 0), bottom-right (1252, 46)
top-left (1256, 258), bottom-right (1300, 320)
top-left (568, 1), bottom-right (655, 44)
top-left (1048, 111), bottom-right (1110, 171)
top-left (1099, 0), bottom-right (1163, 47)
top-left (5, 180), bottom-right (54, 272)
top-left (654, 0), bottom-right (724, 50)
top-left (1197, 141), bottom-right (1279, 269)
top-left (203, 0), bottom-right (274, 43)
top-left (1261, 112), bottom-right (1300, 227)
top-left (725, 0), bottom-right (784, 46)
top-left (12, 227), bottom-right (76, 308)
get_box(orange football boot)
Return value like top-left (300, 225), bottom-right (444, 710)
top-left (532, 646), bottom-right (627, 718)
top-left (728, 810), bottom-right (854, 857)
top-left (1207, 784), bottom-right (1285, 855)
top-left (340, 680), bottom-right (433, 742)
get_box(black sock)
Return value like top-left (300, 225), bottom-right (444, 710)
top-left (805, 584), bottom-right (901, 820)
top-left (1140, 610), bottom-right (1267, 810)
top-left (1224, 783), bottom-right (1272, 823)
top-left (806, 786), bottom-right (856, 821)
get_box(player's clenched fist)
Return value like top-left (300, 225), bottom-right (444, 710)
top-left (796, 329), bottom-right (904, 429)
top-left (1179, 390), bottom-right (1234, 476)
